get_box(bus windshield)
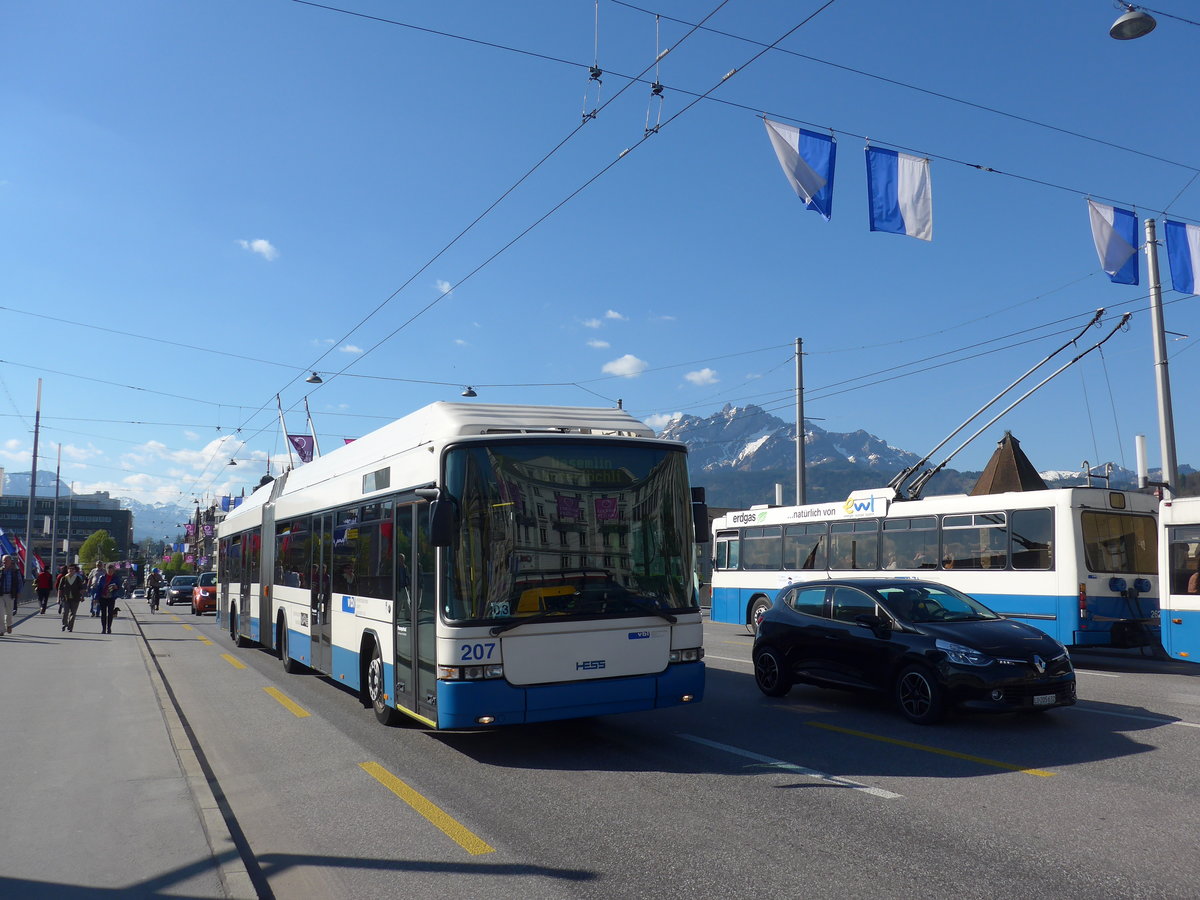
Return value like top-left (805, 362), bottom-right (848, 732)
top-left (1081, 511), bottom-right (1156, 575)
top-left (443, 440), bottom-right (696, 623)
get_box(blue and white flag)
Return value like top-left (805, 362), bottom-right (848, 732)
top-left (1087, 200), bottom-right (1138, 285)
top-left (866, 147), bottom-right (932, 241)
top-left (1165, 219), bottom-right (1200, 295)
top-left (763, 118), bottom-right (835, 220)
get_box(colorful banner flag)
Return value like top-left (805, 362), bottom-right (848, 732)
top-left (866, 147), bottom-right (932, 241)
top-left (202, 524), bottom-right (213, 537)
top-left (763, 118), bottom-right (835, 220)
top-left (594, 497), bottom-right (619, 521)
top-left (220, 495), bottom-right (231, 512)
top-left (1165, 219), bottom-right (1200, 294)
top-left (1087, 199), bottom-right (1138, 285)
top-left (343, 438), bottom-right (356, 444)
top-left (185, 523), bottom-right (195, 536)
top-left (556, 496), bottom-right (581, 519)
top-left (287, 433), bottom-right (315, 464)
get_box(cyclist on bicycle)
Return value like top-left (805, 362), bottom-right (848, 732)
top-left (147, 568), bottom-right (163, 613)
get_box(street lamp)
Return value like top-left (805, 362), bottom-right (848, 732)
top-left (1110, 4), bottom-right (1157, 39)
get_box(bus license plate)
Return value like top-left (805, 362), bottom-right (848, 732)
top-left (1033, 693), bottom-right (1056, 706)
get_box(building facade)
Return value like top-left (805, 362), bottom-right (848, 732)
top-left (0, 493), bottom-right (134, 567)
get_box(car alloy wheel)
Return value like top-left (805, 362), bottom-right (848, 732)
top-left (895, 664), bottom-right (946, 725)
top-left (753, 646), bottom-right (792, 698)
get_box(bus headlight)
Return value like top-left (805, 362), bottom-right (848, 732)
top-left (437, 664), bottom-right (505, 681)
top-left (669, 647), bottom-right (704, 663)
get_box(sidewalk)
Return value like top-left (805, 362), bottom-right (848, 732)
top-left (0, 595), bottom-right (255, 898)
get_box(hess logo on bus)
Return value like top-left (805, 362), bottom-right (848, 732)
top-left (576, 659), bottom-right (606, 671)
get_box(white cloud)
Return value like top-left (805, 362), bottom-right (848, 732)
top-left (644, 412), bottom-right (682, 429)
top-left (339, 344), bottom-right (364, 354)
top-left (582, 318), bottom-right (602, 329)
top-left (184, 431), bottom-right (199, 441)
top-left (435, 279), bottom-right (454, 296)
top-left (685, 368), bottom-right (719, 386)
top-left (587, 339), bottom-right (610, 349)
top-left (237, 238), bottom-right (279, 261)
top-left (605, 309), bottom-right (626, 321)
top-left (656, 314), bottom-right (677, 322)
top-left (60, 443), bottom-right (103, 462)
top-left (601, 354), bottom-right (649, 378)
top-left (311, 338), bottom-right (336, 346)
top-left (454, 338), bottom-right (468, 346)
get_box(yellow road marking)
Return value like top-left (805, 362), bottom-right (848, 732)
top-left (359, 761), bottom-right (495, 855)
top-left (181, 624), bottom-right (193, 631)
top-left (806, 721), bottom-right (1056, 777)
top-left (264, 686), bottom-right (310, 718)
top-left (171, 615), bottom-right (180, 621)
top-left (220, 653), bottom-right (247, 670)
top-left (198, 638), bottom-right (213, 645)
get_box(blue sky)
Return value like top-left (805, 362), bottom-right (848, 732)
top-left (3, 0), bottom-right (1199, 505)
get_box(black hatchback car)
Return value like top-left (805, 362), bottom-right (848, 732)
top-left (752, 578), bottom-right (1075, 724)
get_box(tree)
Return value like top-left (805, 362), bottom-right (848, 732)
top-left (78, 530), bottom-right (119, 568)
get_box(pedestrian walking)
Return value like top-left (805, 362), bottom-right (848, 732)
top-left (0, 554), bottom-right (23, 635)
top-left (92, 563), bottom-right (122, 635)
top-left (59, 563), bottom-right (85, 633)
top-left (54, 564), bottom-right (68, 614)
top-left (34, 567), bottom-right (53, 614)
top-left (87, 561), bottom-right (104, 617)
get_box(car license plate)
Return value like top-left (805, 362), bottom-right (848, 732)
top-left (1033, 693), bottom-right (1056, 706)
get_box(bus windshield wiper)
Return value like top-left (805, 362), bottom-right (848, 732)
top-left (489, 608), bottom-right (594, 636)
top-left (612, 595), bottom-right (677, 625)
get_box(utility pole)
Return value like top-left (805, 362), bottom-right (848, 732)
top-left (795, 338), bottom-right (806, 506)
top-left (50, 444), bottom-right (61, 573)
top-left (23, 379), bottom-right (42, 584)
top-left (1144, 218), bottom-right (1179, 496)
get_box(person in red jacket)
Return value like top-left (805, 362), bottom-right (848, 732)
top-left (35, 567), bottom-right (54, 614)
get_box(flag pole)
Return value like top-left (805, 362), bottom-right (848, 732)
top-left (1145, 218), bottom-right (1179, 497)
top-left (276, 394), bottom-right (295, 470)
top-left (795, 337), bottom-right (805, 506)
top-left (304, 396), bottom-right (322, 459)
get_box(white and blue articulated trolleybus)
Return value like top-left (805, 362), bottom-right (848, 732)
top-left (216, 402), bottom-right (708, 729)
top-left (1157, 494), bottom-right (1200, 663)
top-left (710, 485), bottom-right (1160, 651)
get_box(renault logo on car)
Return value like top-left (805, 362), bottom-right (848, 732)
top-left (1032, 655), bottom-right (1046, 674)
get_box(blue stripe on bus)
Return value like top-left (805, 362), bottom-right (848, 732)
top-left (332, 643), bottom-right (362, 691)
top-left (1162, 608), bottom-right (1200, 660)
top-left (713, 586), bottom-right (1160, 647)
top-left (287, 627), bottom-right (311, 664)
top-left (435, 662), bottom-right (706, 729)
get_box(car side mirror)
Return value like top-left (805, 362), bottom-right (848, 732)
top-left (855, 613), bottom-right (892, 637)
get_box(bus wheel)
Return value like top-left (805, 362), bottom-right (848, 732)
top-left (366, 644), bottom-right (401, 727)
top-left (280, 619), bottom-right (304, 674)
top-left (746, 597), bottom-right (771, 635)
top-left (230, 607), bottom-right (248, 648)
top-left (895, 664), bottom-right (946, 725)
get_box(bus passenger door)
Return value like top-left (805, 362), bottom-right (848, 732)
top-left (415, 503), bottom-right (438, 721)
top-left (392, 504), bottom-right (416, 709)
top-left (311, 514), bottom-right (333, 673)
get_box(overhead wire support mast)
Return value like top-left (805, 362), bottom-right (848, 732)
top-left (905, 313), bottom-right (1132, 500)
top-left (887, 308), bottom-right (1106, 495)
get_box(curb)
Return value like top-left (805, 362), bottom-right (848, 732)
top-left (132, 612), bottom-right (259, 899)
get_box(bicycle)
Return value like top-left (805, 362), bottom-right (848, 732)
top-left (148, 585), bottom-right (161, 613)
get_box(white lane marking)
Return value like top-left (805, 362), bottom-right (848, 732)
top-left (679, 734), bottom-right (902, 800)
top-left (1067, 706), bottom-right (1200, 728)
top-left (1074, 669), bottom-right (1120, 678)
top-left (704, 653), bottom-right (752, 664)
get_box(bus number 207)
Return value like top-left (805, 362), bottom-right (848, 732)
top-left (460, 642), bottom-right (497, 662)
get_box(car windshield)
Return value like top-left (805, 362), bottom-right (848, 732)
top-left (172, 576), bottom-right (197, 587)
top-left (198, 573), bottom-right (216, 586)
top-left (876, 583), bottom-right (1001, 624)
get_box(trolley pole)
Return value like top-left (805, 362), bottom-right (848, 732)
top-left (23, 378), bottom-right (42, 584)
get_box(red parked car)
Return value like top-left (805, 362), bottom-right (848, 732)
top-left (192, 572), bottom-right (217, 615)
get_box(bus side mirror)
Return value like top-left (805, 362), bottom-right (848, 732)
top-left (416, 488), bottom-right (457, 547)
top-left (692, 487), bottom-right (709, 544)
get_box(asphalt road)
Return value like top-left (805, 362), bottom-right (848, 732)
top-left (144, 602), bottom-right (1200, 899)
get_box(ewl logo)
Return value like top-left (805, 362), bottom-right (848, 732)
top-left (341, 596), bottom-right (356, 613)
top-left (843, 494), bottom-right (880, 516)
top-left (576, 659), bottom-right (606, 670)
top-left (627, 631), bottom-right (651, 640)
